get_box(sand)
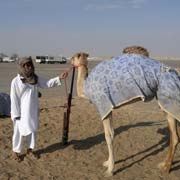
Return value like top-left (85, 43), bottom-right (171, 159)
top-left (1, 60), bottom-right (180, 180)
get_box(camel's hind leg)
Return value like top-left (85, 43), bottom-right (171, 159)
top-left (103, 112), bottom-right (114, 177)
top-left (158, 113), bottom-right (179, 172)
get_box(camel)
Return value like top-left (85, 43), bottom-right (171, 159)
top-left (71, 47), bottom-right (180, 177)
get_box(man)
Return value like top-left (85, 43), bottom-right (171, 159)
top-left (10, 56), bottom-right (67, 161)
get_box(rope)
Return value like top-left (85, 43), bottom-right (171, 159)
top-left (61, 66), bottom-right (74, 99)
top-left (64, 78), bottom-right (68, 99)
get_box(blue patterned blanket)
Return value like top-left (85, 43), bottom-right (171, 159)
top-left (84, 54), bottom-right (180, 120)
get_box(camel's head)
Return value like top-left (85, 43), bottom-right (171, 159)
top-left (71, 52), bottom-right (89, 67)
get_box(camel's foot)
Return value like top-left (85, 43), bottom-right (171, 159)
top-left (158, 161), bottom-right (171, 173)
top-left (104, 170), bottom-right (113, 177)
top-left (103, 160), bottom-right (109, 167)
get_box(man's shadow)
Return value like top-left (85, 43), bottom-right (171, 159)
top-left (35, 141), bottom-right (68, 155)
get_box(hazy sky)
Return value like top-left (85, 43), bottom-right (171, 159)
top-left (0, 0), bottom-right (180, 57)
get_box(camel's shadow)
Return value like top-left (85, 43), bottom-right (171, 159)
top-left (35, 120), bottom-right (180, 173)
top-left (36, 121), bottom-right (160, 155)
top-left (114, 125), bottom-right (180, 174)
top-left (113, 125), bottom-right (169, 175)
top-left (71, 121), bottom-right (164, 150)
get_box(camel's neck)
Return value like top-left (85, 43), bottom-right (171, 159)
top-left (76, 65), bottom-right (88, 98)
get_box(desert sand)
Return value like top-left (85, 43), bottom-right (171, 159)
top-left (1, 60), bottom-right (180, 180)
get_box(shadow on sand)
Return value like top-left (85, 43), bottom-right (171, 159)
top-left (35, 120), bottom-right (180, 174)
top-left (113, 125), bottom-right (169, 175)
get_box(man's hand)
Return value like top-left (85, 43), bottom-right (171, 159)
top-left (59, 72), bottom-right (68, 79)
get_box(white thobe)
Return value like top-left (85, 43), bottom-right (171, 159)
top-left (10, 74), bottom-right (61, 136)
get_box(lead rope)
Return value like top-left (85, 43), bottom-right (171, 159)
top-left (64, 77), bottom-right (68, 99)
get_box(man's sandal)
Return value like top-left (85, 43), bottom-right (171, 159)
top-left (12, 152), bottom-right (22, 162)
top-left (26, 149), bottom-right (39, 160)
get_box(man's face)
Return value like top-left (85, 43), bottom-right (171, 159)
top-left (23, 61), bottom-right (34, 76)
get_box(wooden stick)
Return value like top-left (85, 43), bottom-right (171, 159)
top-left (62, 67), bottom-right (75, 145)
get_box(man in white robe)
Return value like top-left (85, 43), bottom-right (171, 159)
top-left (10, 56), bottom-right (67, 161)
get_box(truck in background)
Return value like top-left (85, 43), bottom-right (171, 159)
top-left (35, 55), bottom-right (67, 64)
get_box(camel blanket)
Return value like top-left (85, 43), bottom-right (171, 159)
top-left (84, 54), bottom-right (180, 120)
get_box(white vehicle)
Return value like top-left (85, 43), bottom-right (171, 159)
top-left (54, 56), bottom-right (67, 64)
top-left (35, 56), bottom-right (48, 63)
top-left (35, 55), bottom-right (67, 64)
top-left (2, 57), bottom-right (15, 63)
top-left (46, 56), bottom-right (55, 64)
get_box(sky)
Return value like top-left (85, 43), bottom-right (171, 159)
top-left (0, 0), bottom-right (180, 58)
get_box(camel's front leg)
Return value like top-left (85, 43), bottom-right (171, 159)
top-left (158, 113), bottom-right (179, 172)
top-left (103, 112), bottom-right (114, 177)
top-left (176, 121), bottom-right (180, 139)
